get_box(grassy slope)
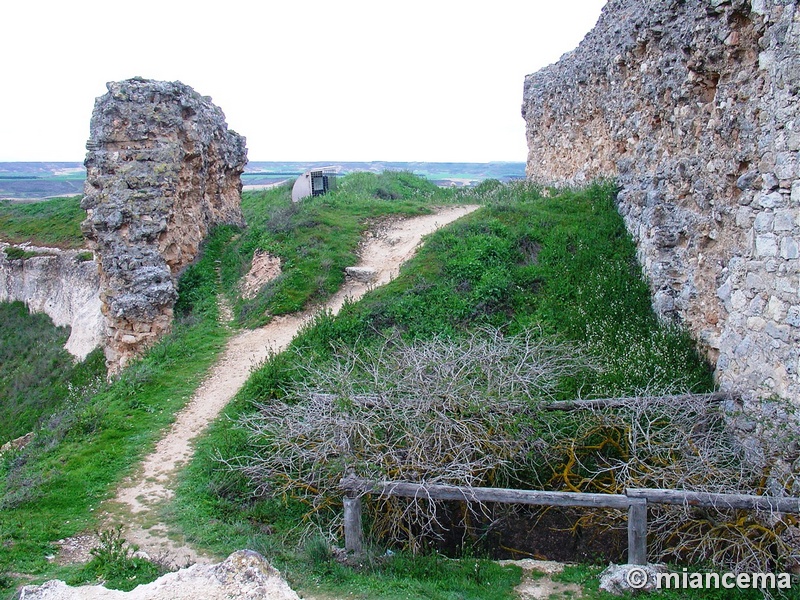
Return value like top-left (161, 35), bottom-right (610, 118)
top-left (221, 172), bottom-right (447, 326)
top-left (0, 197), bottom-right (85, 248)
top-left (0, 230), bottom-right (234, 597)
top-left (0, 172), bottom-right (461, 597)
top-left (4, 175), bottom-right (773, 599)
top-left (170, 180), bottom-right (717, 599)
top-left (0, 303), bottom-right (105, 441)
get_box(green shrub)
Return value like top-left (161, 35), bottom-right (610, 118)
top-left (0, 302), bottom-right (106, 442)
top-left (67, 526), bottom-right (166, 591)
top-left (3, 246), bottom-right (36, 260)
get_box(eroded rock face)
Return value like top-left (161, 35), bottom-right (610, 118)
top-left (0, 244), bottom-right (103, 359)
top-left (82, 78), bottom-right (247, 372)
top-left (522, 0), bottom-right (800, 402)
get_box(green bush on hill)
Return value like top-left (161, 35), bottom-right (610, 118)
top-left (0, 302), bottom-right (105, 442)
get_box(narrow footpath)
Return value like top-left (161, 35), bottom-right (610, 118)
top-left (88, 205), bottom-right (480, 567)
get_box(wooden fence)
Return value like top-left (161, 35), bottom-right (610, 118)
top-left (340, 475), bottom-right (800, 565)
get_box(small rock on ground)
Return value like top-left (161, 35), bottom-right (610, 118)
top-left (498, 559), bottom-right (583, 599)
top-left (599, 563), bottom-right (667, 595)
top-left (345, 266), bottom-right (377, 282)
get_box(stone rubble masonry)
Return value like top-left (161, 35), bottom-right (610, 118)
top-left (82, 77), bottom-right (247, 373)
top-left (522, 0), bottom-right (799, 403)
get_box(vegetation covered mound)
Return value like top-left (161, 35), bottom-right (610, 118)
top-left (2, 174), bottom-right (796, 600)
top-left (172, 179), bottom-right (797, 597)
top-left (0, 197), bottom-right (85, 248)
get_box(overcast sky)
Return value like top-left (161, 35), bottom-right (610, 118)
top-left (1, 0), bottom-right (606, 163)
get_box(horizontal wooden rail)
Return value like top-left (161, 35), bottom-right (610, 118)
top-left (340, 476), bottom-right (798, 565)
top-left (627, 488), bottom-right (800, 513)
top-left (341, 476), bottom-right (630, 509)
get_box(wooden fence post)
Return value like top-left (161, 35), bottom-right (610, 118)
top-left (343, 494), bottom-right (363, 554)
top-left (627, 497), bottom-right (647, 565)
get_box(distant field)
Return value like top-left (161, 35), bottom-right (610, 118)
top-left (0, 196), bottom-right (86, 248)
top-left (0, 161), bottom-right (526, 199)
top-left (0, 162), bottom-right (85, 199)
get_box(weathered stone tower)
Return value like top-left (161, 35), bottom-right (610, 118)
top-left (82, 77), bottom-right (247, 372)
top-left (522, 0), bottom-right (799, 404)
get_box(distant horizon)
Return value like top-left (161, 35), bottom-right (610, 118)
top-left (0, 159), bottom-right (527, 166)
top-left (0, 160), bottom-right (526, 200)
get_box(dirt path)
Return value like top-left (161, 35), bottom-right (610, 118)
top-left (498, 560), bottom-right (583, 599)
top-left (74, 205), bottom-right (479, 568)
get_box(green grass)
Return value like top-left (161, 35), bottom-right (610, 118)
top-left (65, 525), bottom-right (167, 591)
top-left (0, 302), bottom-right (105, 442)
top-left (3, 247), bottom-right (46, 260)
top-left (0, 228), bottom-right (236, 598)
top-left (271, 180), bottom-right (711, 395)
top-left (222, 172), bottom-right (451, 327)
top-left (170, 180), bottom-right (715, 599)
top-left (293, 548), bottom-right (521, 599)
top-left (0, 176), bottom-right (725, 598)
top-left (0, 197), bottom-right (86, 248)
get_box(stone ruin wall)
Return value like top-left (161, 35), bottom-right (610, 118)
top-left (82, 78), bottom-right (247, 372)
top-left (522, 0), bottom-right (800, 403)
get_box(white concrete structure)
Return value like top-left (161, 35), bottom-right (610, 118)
top-left (291, 167), bottom-right (339, 203)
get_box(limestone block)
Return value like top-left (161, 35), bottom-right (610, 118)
top-left (759, 191), bottom-right (785, 209)
top-left (780, 236), bottom-right (800, 259)
top-left (773, 209), bottom-right (796, 231)
top-left (17, 550), bottom-right (300, 600)
top-left (756, 234), bottom-right (779, 257)
top-left (345, 266), bottom-right (378, 282)
top-left (754, 211), bottom-right (775, 232)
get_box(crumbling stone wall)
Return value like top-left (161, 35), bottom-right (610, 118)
top-left (522, 0), bottom-right (799, 402)
top-left (82, 78), bottom-right (246, 372)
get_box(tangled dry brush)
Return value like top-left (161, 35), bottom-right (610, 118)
top-left (222, 327), bottom-right (799, 572)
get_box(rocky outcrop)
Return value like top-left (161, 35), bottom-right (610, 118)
top-left (522, 0), bottom-right (800, 402)
top-left (0, 243), bottom-right (103, 359)
top-left (82, 78), bottom-right (247, 372)
top-left (16, 550), bottom-right (300, 599)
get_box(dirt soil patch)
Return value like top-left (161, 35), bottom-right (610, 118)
top-left (498, 559), bottom-right (583, 599)
top-left (239, 251), bottom-right (281, 299)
